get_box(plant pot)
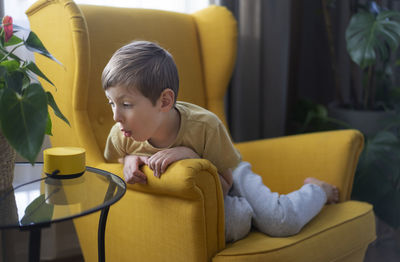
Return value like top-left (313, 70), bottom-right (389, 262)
top-left (0, 132), bottom-right (16, 192)
top-left (328, 103), bottom-right (395, 137)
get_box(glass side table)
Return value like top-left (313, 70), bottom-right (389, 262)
top-left (0, 163), bottom-right (126, 262)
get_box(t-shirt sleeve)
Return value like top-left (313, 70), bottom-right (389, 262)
top-left (203, 122), bottom-right (241, 173)
top-left (104, 124), bottom-right (125, 162)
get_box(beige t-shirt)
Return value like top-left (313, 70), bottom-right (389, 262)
top-left (104, 101), bottom-right (241, 173)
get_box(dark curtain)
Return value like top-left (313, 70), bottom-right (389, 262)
top-left (219, 0), bottom-right (292, 142)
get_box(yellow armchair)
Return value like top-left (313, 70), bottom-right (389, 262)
top-left (26, 1), bottom-right (376, 261)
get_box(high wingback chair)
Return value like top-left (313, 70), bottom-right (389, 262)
top-left (26, 1), bottom-right (376, 261)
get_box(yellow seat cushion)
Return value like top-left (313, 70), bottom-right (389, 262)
top-left (214, 201), bottom-right (375, 262)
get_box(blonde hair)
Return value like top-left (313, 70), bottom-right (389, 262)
top-left (102, 41), bottom-right (179, 105)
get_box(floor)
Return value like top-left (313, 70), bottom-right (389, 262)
top-left (42, 255), bottom-right (84, 262)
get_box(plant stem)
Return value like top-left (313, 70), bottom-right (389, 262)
top-left (364, 65), bottom-right (374, 109)
top-left (0, 43), bottom-right (24, 63)
top-left (370, 65), bottom-right (376, 109)
top-left (351, 62), bottom-right (361, 108)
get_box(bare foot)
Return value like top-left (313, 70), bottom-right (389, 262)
top-left (304, 177), bottom-right (339, 204)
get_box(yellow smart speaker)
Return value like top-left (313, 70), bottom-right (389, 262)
top-left (43, 147), bottom-right (86, 178)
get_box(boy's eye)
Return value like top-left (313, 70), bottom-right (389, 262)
top-left (108, 101), bottom-right (115, 107)
top-left (123, 103), bottom-right (132, 107)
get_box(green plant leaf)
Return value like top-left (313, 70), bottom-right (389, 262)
top-left (0, 60), bottom-right (19, 71)
top-left (4, 70), bottom-right (25, 94)
top-left (0, 84), bottom-right (48, 164)
top-left (25, 62), bottom-right (54, 86)
top-left (346, 11), bottom-right (376, 68)
top-left (374, 190), bottom-right (400, 228)
top-left (346, 10), bottom-right (400, 69)
top-left (20, 194), bottom-right (54, 226)
top-left (46, 113), bottom-right (52, 136)
top-left (0, 29), bottom-right (4, 47)
top-left (46, 91), bottom-right (70, 126)
top-left (0, 46), bottom-right (23, 62)
top-left (0, 65), bottom-right (6, 78)
top-left (353, 130), bottom-right (400, 208)
top-left (24, 31), bottom-right (62, 65)
top-left (4, 35), bottom-right (23, 47)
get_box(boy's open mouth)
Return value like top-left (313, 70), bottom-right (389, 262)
top-left (120, 128), bottom-right (132, 137)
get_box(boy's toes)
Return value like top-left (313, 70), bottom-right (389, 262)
top-left (326, 186), bottom-right (339, 204)
top-left (304, 177), bottom-right (339, 204)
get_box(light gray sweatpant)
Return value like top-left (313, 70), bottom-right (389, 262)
top-left (224, 161), bottom-right (327, 242)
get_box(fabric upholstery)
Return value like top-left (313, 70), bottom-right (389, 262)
top-left (235, 130), bottom-right (363, 201)
top-left (26, 0), bottom-right (376, 261)
top-left (214, 201), bottom-right (375, 262)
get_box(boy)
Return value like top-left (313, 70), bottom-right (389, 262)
top-left (103, 41), bottom-right (339, 242)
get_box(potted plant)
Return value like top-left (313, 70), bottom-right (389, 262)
top-left (0, 16), bottom-right (69, 189)
top-left (338, 2), bottom-right (400, 230)
top-left (291, 0), bottom-right (400, 232)
top-left (324, 0), bottom-right (400, 136)
top-left (320, 0), bottom-right (400, 234)
top-left (346, 1), bottom-right (400, 109)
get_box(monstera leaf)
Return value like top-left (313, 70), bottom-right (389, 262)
top-left (346, 10), bottom-right (400, 69)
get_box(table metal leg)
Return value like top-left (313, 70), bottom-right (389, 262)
top-left (98, 179), bottom-right (117, 262)
top-left (98, 206), bottom-right (110, 262)
top-left (29, 228), bottom-right (41, 262)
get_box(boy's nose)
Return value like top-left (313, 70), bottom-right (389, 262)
top-left (113, 109), bottom-right (123, 123)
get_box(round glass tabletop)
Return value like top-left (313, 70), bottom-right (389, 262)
top-left (0, 163), bottom-right (126, 229)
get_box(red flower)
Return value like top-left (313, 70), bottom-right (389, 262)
top-left (2, 16), bottom-right (13, 42)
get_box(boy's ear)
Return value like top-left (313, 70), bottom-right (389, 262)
top-left (159, 89), bottom-right (175, 111)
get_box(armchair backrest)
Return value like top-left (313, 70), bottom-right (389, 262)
top-left (26, 0), bottom-right (237, 165)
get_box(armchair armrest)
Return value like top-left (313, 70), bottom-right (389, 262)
top-left (96, 158), bottom-right (223, 199)
top-left (95, 158), bottom-right (226, 260)
top-left (234, 130), bottom-right (364, 201)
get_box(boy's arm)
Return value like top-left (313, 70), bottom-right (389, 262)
top-left (122, 155), bottom-right (149, 184)
top-left (219, 168), bottom-right (233, 196)
top-left (147, 146), bottom-right (200, 178)
top-left (148, 146), bottom-right (233, 196)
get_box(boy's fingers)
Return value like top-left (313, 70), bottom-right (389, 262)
top-left (125, 174), bottom-right (135, 184)
top-left (134, 174), bottom-right (147, 184)
top-left (125, 169), bottom-right (147, 184)
top-left (136, 178), bottom-right (147, 184)
top-left (152, 165), bottom-right (160, 178)
top-left (134, 170), bottom-right (147, 179)
top-left (148, 156), bottom-right (160, 177)
top-left (150, 156), bottom-right (160, 169)
top-left (140, 156), bottom-right (149, 165)
top-left (151, 156), bottom-right (173, 177)
top-left (126, 174), bottom-right (147, 185)
top-left (160, 157), bottom-right (173, 174)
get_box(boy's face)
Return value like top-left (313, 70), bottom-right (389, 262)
top-left (105, 85), bottom-right (164, 142)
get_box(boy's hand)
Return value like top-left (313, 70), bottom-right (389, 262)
top-left (219, 169), bottom-right (233, 196)
top-left (147, 146), bottom-right (199, 178)
top-left (120, 155), bottom-right (149, 184)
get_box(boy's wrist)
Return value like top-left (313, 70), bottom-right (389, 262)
top-left (219, 174), bottom-right (232, 196)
